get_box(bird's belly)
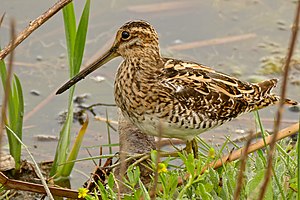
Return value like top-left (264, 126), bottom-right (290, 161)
top-left (132, 114), bottom-right (210, 141)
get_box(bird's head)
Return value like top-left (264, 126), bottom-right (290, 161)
top-left (56, 20), bottom-right (160, 95)
top-left (114, 20), bottom-right (160, 58)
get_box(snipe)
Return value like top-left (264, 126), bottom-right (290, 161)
top-left (56, 20), bottom-right (297, 156)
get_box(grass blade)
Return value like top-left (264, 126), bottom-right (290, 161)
top-left (0, 52), bottom-right (24, 171)
top-left (73, 0), bottom-right (90, 75)
top-left (62, 3), bottom-right (76, 71)
top-left (51, 0), bottom-right (91, 180)
top-left (61, 116), bottom-right (89, 177)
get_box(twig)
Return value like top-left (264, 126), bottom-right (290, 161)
top-left (94, 116), bottom-right (118, 125)
top-left (150, 123), bottom-right (162, 200)
top-left (105, 110), bottom-right (113, 154)
top-left (130, 154), bottom-right (152, 167)
top-left (108, 151), bottom-right (179, 170)
top-left (127, 1), bottom-right (195, 13)
top-left (5, 126), bottom-right (54, 200)
top-left (0, 0), bottom-right (72, 60)
top-left (233, 130), bottom-right (255, 200)
top-left (84, 148), bottom-right (97, 166)
top-left (113, 173), bottom-right (121, 200)
top-left (0, 172), bottom-right (79, 198)
top-left (167, 33), bottom-right (256, 51)
top-left (0, 13), bottom-right (5, 27)
top-left (117, 113), bottom-right (127, 197)
top-left (258, 1), bottom-right (300, 199)
top-left (81, 102), bottom-right (116, 109)
top-left (201, 122), bottom-right (299, 173)
top-left (110, 153), bottom-right (144, 169)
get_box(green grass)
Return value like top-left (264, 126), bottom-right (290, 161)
top-left (50, 0), bottom-right (91, 181)
top-left (82, 112), bottom-right (298, 200)
top-left (0, 59), bottom-right (24, 172)
top-left (295, 118), bottom-right (300, 199)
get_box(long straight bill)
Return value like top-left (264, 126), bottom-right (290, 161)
top-left (56, 47), bottom-right (119, 95)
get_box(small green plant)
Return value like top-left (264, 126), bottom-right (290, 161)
top-left (298, 118), bottom-right (300, 200)
top-left (0, 59), bottom-right (24, 172)
top-left (50, 0), bottom-right (91, 181)
top-left (83, 113), bottom-right (298, 200)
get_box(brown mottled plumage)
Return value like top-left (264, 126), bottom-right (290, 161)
top-left (57, 20), bottom-right (297, 152)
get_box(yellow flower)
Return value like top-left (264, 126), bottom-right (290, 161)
top-left (208, 147), bottom-right (215, 159)
top-left (157, 163), bottom-right (167, 173)
top-left (78, 187), bottom-right (89, 198)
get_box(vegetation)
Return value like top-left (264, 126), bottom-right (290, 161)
top-left (0, 59), bottom-right (24, 172)
top-left (82, 113), bottom-right (299, 200)
top-left (50, 0), bottom-right (91, 181)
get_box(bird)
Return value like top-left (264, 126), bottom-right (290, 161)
top-left (56, 20), bottom-right (298, 156)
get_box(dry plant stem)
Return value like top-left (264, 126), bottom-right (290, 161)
top-left (258, 1), bottom-right (300, 199)
top-left (108, 153), bottom-right (145, 169)
top-left (130, 154), bottom-right (152, 167)
top-left (109, 151), bottom-right (179, 170)
top-left (233, 130), bottom-right (255, 200)
top-left (114, 174), bottom-right (121, 200)
top-left (0, 172), bottom-right (78, 199)
top-left (84, 103), bottom-right (116, 109)
top-left (150, 125), bottom-right (162, 200)
top-left (118, 112), bottom-right (128, 195)
top-left (127, 1), bottom-right (195, 13)
top-left (167, 33), bottom-right (256, 51)
top-left (201, 122), bottom-right (299, 173)
top-left (0, 19), bottom-right (16, 157)
top-left (0, 0), bottom-right (72, 60)
top-left (0, 13), bottom-right (4, 27)
top-left (118, 149), bottom-right (126, 196)
top-left (5, 126), bottom-right (54, 200)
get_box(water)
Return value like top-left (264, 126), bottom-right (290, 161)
top-left (0, 0), bottom-right (299, 188)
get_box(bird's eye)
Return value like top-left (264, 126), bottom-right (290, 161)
top-left (121, 31), bottom-right (130, 40)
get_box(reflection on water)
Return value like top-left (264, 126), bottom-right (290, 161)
top-left (0, 0), bottom-right (299, 188)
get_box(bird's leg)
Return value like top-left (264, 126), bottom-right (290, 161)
top-left (185, 140), bottom-right (192, 154)
top-left (185, 139), bottom-right (198, 158)
top-left (192, 139), bottom-right (199, 158)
